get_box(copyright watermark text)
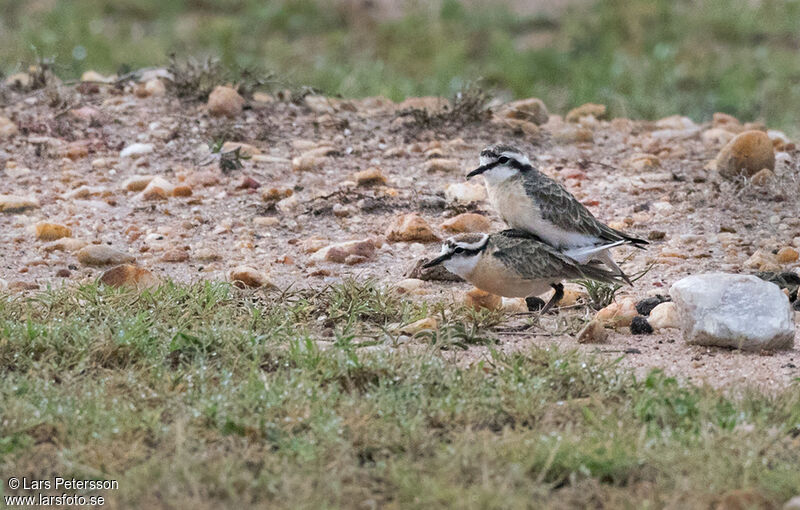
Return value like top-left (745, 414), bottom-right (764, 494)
top-left (4, 477), bottom-right (118, 507)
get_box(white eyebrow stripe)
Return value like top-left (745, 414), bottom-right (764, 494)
top-left (453, 233), bottom-right (489, 251)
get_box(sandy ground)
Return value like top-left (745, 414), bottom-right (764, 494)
top-left (1, 78), bottom-right (799, 390)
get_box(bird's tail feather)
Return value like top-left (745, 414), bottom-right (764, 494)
top-left (564, 240), bottom-right (625, 264)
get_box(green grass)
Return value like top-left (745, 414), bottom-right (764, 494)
top-left (1, 281), bottom-right (799, 508)
top-left (2, 0), bottom-right (800, 133)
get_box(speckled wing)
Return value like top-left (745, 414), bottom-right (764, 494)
top-left (490, 232), bottom-right (587, 281)
top-left (522, 171), bottom-right (627, 242)
top-left (491, 231), bottom-right (624, 285)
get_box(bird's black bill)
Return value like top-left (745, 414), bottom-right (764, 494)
top-left (465, 161), bottom-right (498, 180)
top-left (422, 253), bottom-right (450, 268)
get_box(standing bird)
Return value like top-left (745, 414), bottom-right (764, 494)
top-left (423, 230), bottom-right (627, 313)
top-left (466, 144), bottom-right (647, 283)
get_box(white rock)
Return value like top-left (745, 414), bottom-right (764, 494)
top-left (120, 143), bottom-right (154, 158)
top-left (655, 115), bottom-right (696, 130)
top-left (784, 495), bottom-right (800, 510)
top-left (444, 182), bottom-right (486, 204)
top-left (669, 273), bottom-right (795, 351)
top-left (768, 129), bottom-right (791, 145)
top-left (144, 78), bottom-right (166, 97)
top-left (5, 166), bottom-right (31, 178)
top-left (276, 194), bottom-right (300, 213)
top-left (394, 278), bottom-right (424, 294)
top-left (648, 302), bottom-right (680, 330)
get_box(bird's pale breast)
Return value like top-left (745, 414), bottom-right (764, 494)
top-left (486, 178), bottom-right (597, 248)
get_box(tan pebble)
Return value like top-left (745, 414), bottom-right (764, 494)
top-left (140, 177), bottom-right (174, 200)
top-left (292, 155), bottom-right (325, 172)
top-left (395, 278), bottom-right (425, 294)
top-left (100, 264), bottom-right (160, 289)
top-left (261, 187), bottom-right (293, 202)
top-left (0, 194), bottom-right (40, 212)
top-left (160, 249), bottom-right (189, 263)
top-left (229, 266), bottom-right (273, 288)
top-left (62, 141), bottom-right (89, 161)
top-left (221, 141), bottom-right (261, 157)
top-left (345, 254), bottom-right (369, 265)
top-left (194, 248), bottom-right (222, 262)
top-left (42, 238), bottom-right (88, 253)
top-left (502, 97), bottom-right (549, 125)
top-left (424, 158), bottom-right (459, 173)
top-left (122, 175), bottom-right (155, 192)
top-left (77, 245), bottom-right (135, 266)
top-left (553, 126), bottom-right (593, 144)
top-left (385, 214), bottom-right (439, 243)
top-left (648, 302), bottom-right (680, 330)
top-left (35, 222), bottom-right (72, 241)
top-left (715, 130), bottom-right (775, 179)
top-left (353, 167), bottom-right (387, 186)
top-left (315, 240), bottom-right (375, 263)
top-left (444, 182), bottom-right (486, 204)
top-left (626, 153), bottom-right (660, 171)
top-left (577, 320), bottom-right (608, 344)
top-left (399, 317), bottom-right (437, 335)
top-left (383, 146), bottom-right (407, 158)
top-left (440, 213), bottom-right (491, 233)
top-left (565, 103), bottom-right (606, 122)
top-left (744, 249), bottom-right (781, 271)
top-left (595, 298), bottom-right (637, 328)
top-left (207, 86), bottom-right (244, 117)
top-left (172, 185), bottom-right (193, 197)
top-left (144, 78), bottom-right (166, 97)
top-left (253, 216), bottom-right (280, 227)
top-left (557, 288), bottom-right (587, 307)
top-left (777, 246), bottom-right (799, 263)
top-left (7, 281), bottom-right (40, 291)
top-left (750, 168), bottom-right (774, 186)
top-left (4, 73), bottom-right (29, 89)
top-left (497, 117), bottom-right (541, 137)
top-left (301, 237), bottom-right (329, 254)
top-left (424, 148), bottom-right (446, 159)
top-left (81, 70), bottom-right (114, 83)
top-left (712, 112), bottom-right (743, 131)
top-left (465, 288), bottom-right (502, 311)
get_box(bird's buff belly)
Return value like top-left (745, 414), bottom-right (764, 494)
top-left (466, 266), bottom-right (554, 298)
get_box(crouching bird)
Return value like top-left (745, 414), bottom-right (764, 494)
top-left (467, 144), bottom-right (647, 284)
top-left (423, 230), bottom-right (628, 313)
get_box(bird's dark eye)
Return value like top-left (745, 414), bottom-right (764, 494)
top-left (454, 247), bottom-right (464, 254)
top-left (498, 157), bottom-right (509, 164)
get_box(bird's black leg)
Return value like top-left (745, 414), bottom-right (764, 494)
top-left (538, 283), bottom-right (564, 315)
top-left (525, 296), bottom-right (546, 311)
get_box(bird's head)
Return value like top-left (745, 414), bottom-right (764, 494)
top-left (466, 144), bottom-right (531, 184)
top-left (422, 233), bottom-right (489, 277)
